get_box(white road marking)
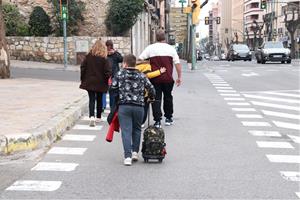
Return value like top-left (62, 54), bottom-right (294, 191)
top-left (262, 91), bottom-right (300, 98)
top-left (242, 89), bottom-right (300, 93)
top-left (81, 116), bottom-right (107, 121)
top-left (273, 121), bottom-right (300, 130)
top-left (213, 84), bottom-right (230, 86)
top-left (224, 98), bottom-right (245, 101)
top-left (256, 141), bottom-right (294, 149)
top-left (288, 135), bottom-right (300, 144)
top-left (296, 192), bottom-right (300, 198)
top-left (73, 125), bottom-right (103, 131)
top-left (241, 121), bottom-right (272, 127)
top-left (218, 90), bottom-right (237, 93)
top-left (215, 87), bottom-right (233, 89)
top-left (249, 130), bottom-right (281, 137)
top-left (262, 110), bottom-right (300, 120)
top-left (31, 162), bottom-right (79, 171)
top-left (232, 108), bottom-right (257, 112)
top-left (266, 155), bottom-right (300, 163)
top-left (244, 94), bottom-right (300, 104)
top-left (251, 101), bottom-right (300, 111)
top-left (212, 82), bottom-right (228, 84)
top-left (236, 114), bottom-right (263, 119)
top-left (48, 147), bottom-right (87, 155)
top-left (63, 134), bottom-right (96, 142)
top-left (221, 94), bottom-right (241, 96)
top-left (242, 72), bottom-right (259, 77)
top-left (228, 102), bottom-right (250, 106)
top-left (280, 171), bottom-right (300, 182)
top-left (6, 181), bottom-right (62, 191)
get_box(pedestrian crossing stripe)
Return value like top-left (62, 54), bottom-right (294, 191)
top-left (62, 134), bottom-right (96, 142)
top-left (81, 116), bottom-right (108, 121)
top-left (249, 130), bottom-right (281, 137)
top-left (73, 125), bottom-right (103, 131)
top-left (31, 162), bottom-right (79, 171)
top-left (287, 135), bottom-right (300, 144)
top-left (256, 141), bottom-right (294, 149)
top-left (280, 171), bottom-right (300, 182)
top-left (218, 90), bottom-right (237, 93)
top-left (273, 121), bottom-right (300, 130)
top-left (266, 155), bottom-right (300, 164)
top-left (244, 94), bottom-right (300, 104)
top-left (236, 114), bottom-right (263, 119)
top-left (232, 108), bottom-right (256, 112)
top-left (241, 121), bottom-right (272, 127)
top-left (227, 102), bottom-right (250, 106)
top-left (221, 94), bottom-right (241, 96)
top-left (296, 192), bottom-right (300, 198)
top-left (262, 110), bottom-right (300, 120)
top-left (213, 84), bottom-right (230, 86)
top-left (262, 91), bottom-right (300, 98)
top-left (48, 147), bottom-right (87, 155)
top-left (6, 180), bottom-right (62, 191)
top-left (224, 98), bottom-right (245, 101)
top-left (251, 101), bottom-right (300, 111)
top-left (215, 87), bottom-right (233, 89)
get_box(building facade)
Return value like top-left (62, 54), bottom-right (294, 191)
top-left (169, 7), bottom-right (188, 44)
top-left (219, 0), bottom-right (232, 52)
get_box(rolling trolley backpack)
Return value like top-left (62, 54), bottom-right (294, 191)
top-left (141, 104), bottom-right (167, 163)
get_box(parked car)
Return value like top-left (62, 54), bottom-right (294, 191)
top-left (255, 41), bottom-right (291, 64)
top-left (227, 44), bottom-right (252, 61)
top-left (212, 55), bottom-right (220, 61)
top-left (204, 54), bottom-right (210, 60)
top-left (196, 50), bottom-right (203, 61)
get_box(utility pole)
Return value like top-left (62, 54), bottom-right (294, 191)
top-left (61, 0), bottom-right (68, 69)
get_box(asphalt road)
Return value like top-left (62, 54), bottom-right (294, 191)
top-left (1, 60), bottom-right (299, 199)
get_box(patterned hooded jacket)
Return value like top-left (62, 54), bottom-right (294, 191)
top-left (110, 68), bottom-right (155, 107)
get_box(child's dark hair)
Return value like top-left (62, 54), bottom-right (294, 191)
top-left (123, 54), bottom-right (136, 68)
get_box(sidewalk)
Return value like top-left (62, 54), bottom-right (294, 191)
top-left (0, 61), bottom-right (87, 155)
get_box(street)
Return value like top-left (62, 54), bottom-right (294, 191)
top-left (0, 60), bottom-right (299, 199)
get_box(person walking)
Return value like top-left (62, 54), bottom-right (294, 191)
top-left (80, 40), bottom-right (112, 126)
top-left (139, 30), bottom-right (182, 128)
top-left (106, 40), bottom-right (123, 109)
top-left (110, 54), bottom-right (155, 166)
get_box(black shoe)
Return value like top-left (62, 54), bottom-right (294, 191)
top-left (165, 118), bottom-right (174, 126)
top-left (154, 121), bottom-right (161, 128)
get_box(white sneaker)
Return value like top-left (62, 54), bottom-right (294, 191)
top-left (95, 118), bottom-right (101, 123)
top-left (132, 152), bottom-right (139, 162)
top-left (89, 117), bottom-right (96, 127)
top-left (124, 157), bottom-right (132, 166)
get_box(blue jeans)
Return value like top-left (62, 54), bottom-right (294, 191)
top-left (119, 105), bottom-right (144, 158)
top-left (102, 93), bottom-right (107, 110)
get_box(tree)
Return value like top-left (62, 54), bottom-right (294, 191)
top-left (284, 2), bottom-right (300, 59)
top-left (0, 0), bottom-right (10, 78)
top-left (105, 0), bottom-right (144, 36)
top-left (253, 20), bottom-right (265, 48)
top-left (29, 6), bottom-right (52, 36)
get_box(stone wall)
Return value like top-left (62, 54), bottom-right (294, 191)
top-left (7, 37), bottom-right (131, 64)
top-left (3, 0), bottom-right (108, 36)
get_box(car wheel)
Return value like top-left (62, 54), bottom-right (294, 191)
top-left (249, 59), bottom-right (252, 61)
top-left (281, 61), bottom-right (285, 64)
top-left (244, 60), bottom-right (247, 61)
top-left (287, 60), bottom-right (291, 64)
top-left (257, 59), bottom-right (261, 64)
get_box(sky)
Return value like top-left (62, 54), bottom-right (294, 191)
top-left (173, 0), bottom-right (219, 38)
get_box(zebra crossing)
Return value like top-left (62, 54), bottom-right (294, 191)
top-left (4, 96), bottom-right (110, 193)
top-left (204, 73), bottom-right (300, 199)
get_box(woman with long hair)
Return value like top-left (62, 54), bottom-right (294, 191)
top-left (80, 40), bottom-right (112, 126)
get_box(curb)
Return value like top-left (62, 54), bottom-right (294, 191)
top-left (0, 95), bottom-right (88, 156)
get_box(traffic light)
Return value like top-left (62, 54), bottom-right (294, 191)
top-left (191, 0), bottom-right (200, 25)
top-left (216, 17), bottom-right (221, 24)
top-left (205, 17), bottom-right (209, 25)
top-left (61, 0), bottom-right (68, 5)
top-left (261, 0), bottom-right (267, 9)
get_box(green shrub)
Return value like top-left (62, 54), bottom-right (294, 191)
top-left (2, 4), bottom-right (30, 36)
top-left (29, 6), bottom-right (52, 36)
top-left (48, 0), bottom-right (85, 36)
top-left (105, 0), bottom-right (144, 36)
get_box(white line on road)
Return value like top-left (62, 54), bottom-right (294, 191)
top-left (266, 155), bottom-right (300, 164)
top-left (31, 162), bottom-right (79, 172)
top-left (288, 135), bottom-right (300, 144)
top-left (73, 125), bottom-right (103, 131)
top-left (249, 130), bottom-right (281, 137)
top-left (224, 98), bottom-right (245, 101)
top-left (296, 192), bottom-right (300, 198)
top-left (218, 90), bottom-right (237, 93)
top-left (215, 87), bottom-right (233, 89)
top-left (262, 110), bottom-right (300, 120)
top-left (6, 181), bottom-right (62, 191)
top-left (262, 92), bottom-right (300, 98)
top-left (228, 102), bottom-right (251, 106)
top-left (266, 70), bottom-right (279, 72)
top-left (251, 101), bottom-right (300, 111)
top-left (48, 147), bottom-right (87, 155)
top-left (273, 121), bottom-right (300, 130)
top-left (63, 134), bottom-right (96, 142)
top-left (256, 141), bottom-right (294, 149)
top-left (280, 171), bottom-right (300, 181)
top-left (236, 114), bottom-right (263, 119)
top-left (244, 94), bottom-right (300, 104)
top-left (241, 121), bottom-right (272, 127)
top-left (213, 84), bottom-right (230, 86)
top-left (220, 94), bottom-right (241, 96)
top-left (81, 116), bottom-right (107, 121)
top-left (232, 108), bottom-right (257, 112)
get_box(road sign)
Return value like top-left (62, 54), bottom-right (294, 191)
top-left (61, 5), bottom-right (68, 20)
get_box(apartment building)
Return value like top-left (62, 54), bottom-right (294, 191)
top-left (169, 7), bottom-right (188, 44)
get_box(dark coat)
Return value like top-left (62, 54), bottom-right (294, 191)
top-left (108, 51), bottom-right (123, 78)
top-left (80, 53), bottom-right (112, 93)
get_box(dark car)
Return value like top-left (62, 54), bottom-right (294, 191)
top-left (227, 44), bottom-right (252, 61)
top-left (255, 41), bottom-right (291, 64)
